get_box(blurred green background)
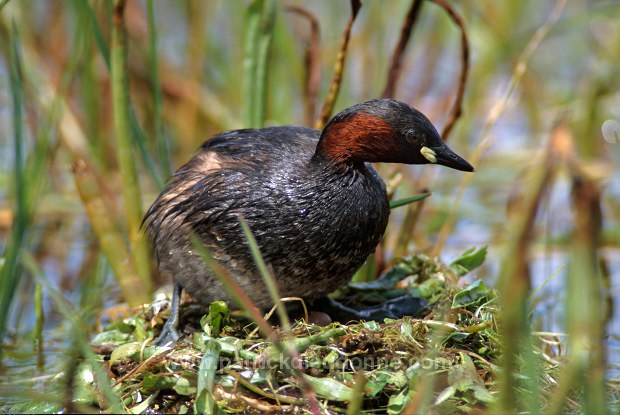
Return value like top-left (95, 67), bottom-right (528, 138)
top-left (0, 0), bottom-right (618, 412)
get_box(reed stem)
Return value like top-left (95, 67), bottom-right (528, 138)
top-left (111, 0), bottom-right (152, 296)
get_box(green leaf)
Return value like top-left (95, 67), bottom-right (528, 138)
top-left (449, 246), bottom-right (487, 276)
top-left (129, 392), bottom-right (159, 414)
top-left (142, 374), bottom-right (178, 392)
top-left (195, 340), bottom-right (222, 414)
top-left (472, 384), bottom-right (496, 404)
top-left (363, 321), bottom-right (381, 331)
top-left (200, 301), bottom-right (229, 336)
top-left (407, 278), bottom-right (445, 302)
top-left (173, 374), bottom-right (197, 396)
top-left (452, 280), bottom-right (494, 308)
top-left (365, 371), bottom-right (390, 397)
top-left (444, 331), bottom-right (471, 343)
top-left (388, 370), bottom-right (408, 389)
top-left (387, 388), bottom-right (411, 415)
top-left (142, 371), bottom-right (197, 395)
top-left (302, 374), bottom-right (354, 402)
top-left (73, 364), bottom-right (99, 405)
top-left (99, 315), bottom-right (148, 342)
top-left (110, 342), bottom-right (141, 365)
top-left (445, 353), bottom-right (496, 405)
top-left (90, 330), bottom-right (131, 345)
top-left (435, 385), bottom-right (457, 405)
top-left (9, 402), bottom-right (61, 414)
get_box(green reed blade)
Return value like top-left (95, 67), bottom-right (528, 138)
top-left (0, 21), bottom-right (28, 359)
top-left (496, 145), bottom-right (553, 413)
top-left (389, 192), bottom-right (432, 209)
top-left (189, 235), bottom-right (280, 346)
top-left (243, 0), bottom-right (276, 128)
top-left (147, 0), bottom-right (171, 178)
top-left (79, 0), bottom-right (110, 67)
top-left (33, 284), bottom-right (43, 353)
top-left (78, 0), bottom-right (164, 190)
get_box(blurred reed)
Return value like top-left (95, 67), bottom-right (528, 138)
top-left (0, 0), bottom-right (617, 412)
top-left (0, 22), bottom-right (28, 358)
top-left (110, 0), bottom-right (152, 295)
top-left (243, 0), bottom-right (277, 128)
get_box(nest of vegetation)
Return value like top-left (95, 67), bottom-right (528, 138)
top-left (88, 251), bottom-right (567, 414)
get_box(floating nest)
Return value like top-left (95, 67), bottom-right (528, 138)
top-left (88, 251), bottom-right (567, 414)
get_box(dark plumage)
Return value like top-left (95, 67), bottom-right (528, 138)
top-left (144, 98), bottom-right (474, 344)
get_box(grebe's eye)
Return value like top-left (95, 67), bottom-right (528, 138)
top-left (405, 129), bottom-right (418, 141)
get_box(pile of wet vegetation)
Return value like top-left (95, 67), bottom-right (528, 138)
top-left (77, 251), bottom-right (570, 414)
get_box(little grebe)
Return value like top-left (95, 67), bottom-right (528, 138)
top-left (144, 98), bottom-right (474, 344)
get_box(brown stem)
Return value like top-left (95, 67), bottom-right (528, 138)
top-left (429, 0), bottom-right (470, 141)
top-left (315, 0), bottom-right (361, 130)
top-left (381, 0), bottom-right (424, 99)
top-left (286, 6), bottom-right (321, 126)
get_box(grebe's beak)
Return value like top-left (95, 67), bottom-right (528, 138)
top-left (420, 143), bottom-right (475, 172)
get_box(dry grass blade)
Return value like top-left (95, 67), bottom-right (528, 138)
top-left (568, 170), bottom-right (607, 412)
top-left (381, 0), bottom-right (424, 99)
top-left (428, 0), bottom-right (469, 141)
top-left (546, 126), bottom-right (609, 413)
top-left (72, 160), bottom-right (149, 306)
top-left (315, 0), bottom-right (361, 130)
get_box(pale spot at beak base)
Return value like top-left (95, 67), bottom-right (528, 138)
top-left (420, 146), bottom-right (437, 163)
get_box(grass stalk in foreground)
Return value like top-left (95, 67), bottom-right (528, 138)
top-left (238, 217), bottom-right (293, 335)
top-left (496, 126), bottom-right (563, 412)
top-left (0, 23), bottom-right (28, 357)
top-left (546, 128), bottom-right (609, 413)
top-left (111, 0), bottom-right (152, 296)
top-left (567, 175), bottom-right (607, 414)
top-left (190, 236), bottom-right (280, 346)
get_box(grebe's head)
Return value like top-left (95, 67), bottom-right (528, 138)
top-left (315, 98), bottom-right (474, 172)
